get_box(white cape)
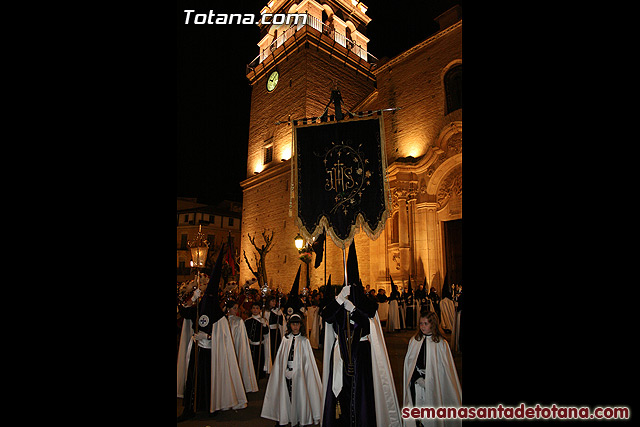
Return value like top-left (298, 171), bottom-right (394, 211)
top-left (378, 301), bottom-right (389, 321)
top-left (321, 312), bottom-right (402, 427)
top-left (402, 336), bottom-right (461, 427)
top-left (261, 334), bottom-right (323, 426)
top-left (228, 314), bottom-right (259, 393)
top-left (387, 300), bottom-right (401, 331)
top-left (440, 298), bottom-right (455, 330)
top-left (307, 306), bottom-right (321, 349)
top-left (176, 317), bottom-right (248, 411)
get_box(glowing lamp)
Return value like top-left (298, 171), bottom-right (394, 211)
top-left (188, 225), bottom-right (210, 268)
top-left (294, 233), bottom-right (304, 251)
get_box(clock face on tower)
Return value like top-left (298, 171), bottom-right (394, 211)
top-left (266, 70), bottom-right (279, 92)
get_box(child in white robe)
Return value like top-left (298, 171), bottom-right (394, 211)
top-left (402, 311), bottom-right (461, 427)
top-left (226, 300), bottom-right (259, 393)
top-left (261, 313), bottom-right (323, 426)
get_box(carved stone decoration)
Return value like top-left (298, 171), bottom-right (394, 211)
top-left (418, 178), bottom-right (428, 195)
top-left (426, 151), bottom-right (446, 178)
top-left (392, 251), bottom-right (401, 270)
top-left (391, 187), bottom-right (399, 209)
top-left (436, 165), bottom-right (462, 210)
top-left (446, 133), bottom-right (462, 155)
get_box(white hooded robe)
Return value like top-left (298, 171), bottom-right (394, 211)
top-left (439, 298), bottom-right (455, 331)
top-left (176, 316), bottom-right (248, 412)
top-left (402, 336), bottom-right (461, 427)
top-left (261, 333), bottom-right (323, 426)
top-left (228, 314), bottom-right (259, 393)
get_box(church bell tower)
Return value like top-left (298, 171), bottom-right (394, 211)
top-left (240, 0), bottom-right (377, 291)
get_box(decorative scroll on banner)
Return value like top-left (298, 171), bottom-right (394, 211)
top-left (292, 116), bottom-right (390, 249)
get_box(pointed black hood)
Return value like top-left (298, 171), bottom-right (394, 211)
top-left (312, 228), bottom-right (326, 268)
top-left (345, 239), bottom-right (377, 317)
top-left (283, 265), bottom-right (304, 319)
top-left (441, 274), bottom-right (452, 300)
top-left (319, 274), bottom-right (333, 310)
top-left (390, 275), bottom-right (397, 293)
top-left (346, 239), bottom-right (360, 286)
top-left (197, 244), bottom-right (225, 334)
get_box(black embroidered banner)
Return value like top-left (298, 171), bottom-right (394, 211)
top-left (293, 117), bottom-right (390, 249)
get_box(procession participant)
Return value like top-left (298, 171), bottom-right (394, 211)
top-left (397, 282), bottom-right (406, 330)
top-left (177, 246), bottom-right (248, 422)
top-left (428, 286), bottom-right (441, 320)
top-left (402, 311), bottom-right (461, 427)
top-left (264, 295), bottom-right (285, 363)
top-left (306, 289), bottom-right (321, 349)
top-left (226, 299), bottom-right (259, 393)
top-left (318, 274), bottom-right (333, 349)
top-left (245, 301), bottom-right (271, 379)
top-left (321, 240), bottom-right (401, 427)
top-left (261, 308), bottom-right (323, 425)
top-left (420, 278), bottom-right (432, 313)
top-left (387, 278), bottom-right (401, 332)
top-left (452, 283), bottom-right (463, 353)
top-left (415, 281), bottom-right (429, 315)
top-left (377, 288), bottom-right (389, 325)
top-left (404, 279), bottom-right (415, 329)
top-left (439, 276), bottom-right (455, 333)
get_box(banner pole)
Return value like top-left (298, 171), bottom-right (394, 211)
top-left (343, 247), bottom-right (353, 375)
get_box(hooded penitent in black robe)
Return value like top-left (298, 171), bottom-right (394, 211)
top-left (321, 240), bottom-right (401, 427)
top-left (177, 245), bottom-right (247, 419)
top-left (404, 277), bottom-right (415, 329)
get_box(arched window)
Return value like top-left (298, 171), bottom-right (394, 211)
top-left (444, 64), bottom-right (462, 114)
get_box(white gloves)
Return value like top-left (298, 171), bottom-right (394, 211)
top-left (336, 285), bottom-right (351, 305)
top-left (337, 285), bottom-right (355, 312)
top-left (343, 299), bottom-right (355, 313)
top-left (191, 288), bottom-right (202, 302)
top-left (193, 331), bottom-right (208, 342)
top-left (285, 361), bottom-right (295, 379)
top-left (272, 307), bottom-right (282, 316)
top-left (416, 377), bottom-right (425, 388)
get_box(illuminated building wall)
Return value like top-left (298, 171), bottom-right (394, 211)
top-left (241, 1), bottom-right (462, 294)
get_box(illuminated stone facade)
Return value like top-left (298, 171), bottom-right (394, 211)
top-left (240, 1), bottom-right (462, 294)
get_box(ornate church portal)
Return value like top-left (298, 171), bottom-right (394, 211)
top-left (383, 125), bottom-right (462, 294)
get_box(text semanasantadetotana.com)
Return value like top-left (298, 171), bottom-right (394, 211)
top-left (402, 403), bottom-right (630, 420)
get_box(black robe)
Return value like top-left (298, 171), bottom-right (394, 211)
top-left (404, 292), bottom-right (415, 329)
top-left (265, 308), bottom-right (284, 363)
top-left (178, 304), bottom-right (211, 413)
top-left (321, 297), bottom-right (377, 427)
top-left (245, 316), bottom-right (270, 379)
top-left (409, 336), bottom-right (429, 406)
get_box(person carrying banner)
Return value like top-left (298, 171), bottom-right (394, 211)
top-left (321, 240), bottom-right (401, 427)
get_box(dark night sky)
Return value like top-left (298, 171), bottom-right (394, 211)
top-left (177, 0), bottom-right (459, 205)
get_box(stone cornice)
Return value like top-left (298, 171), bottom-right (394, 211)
top-left (240, 159), bottom-right (291, 190)
top-left (374, 20), bottom-right (461, 75)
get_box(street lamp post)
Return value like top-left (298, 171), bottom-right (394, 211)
top-left (294, 233), bottom-right (311, 299)
top-left (187, 224), bottom-right (209, 412)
